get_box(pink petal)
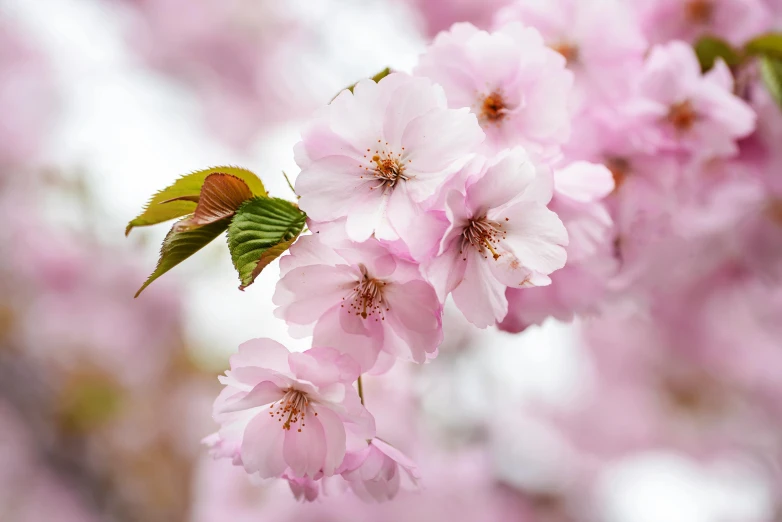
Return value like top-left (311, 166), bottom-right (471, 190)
top-left (386, 183), bottom-right (448, 262)
top-left (274, 264), bottom-right (357, 325)
top-left (311, 403), bottom-right (348, 476)
top-left (313, 306), bottom-right (382, 374)
top-left (240, 410), bottom-right (287, 478)
top-left (425, 244), bottom-right (467, 302)
top-left (219, 381), bottom-right (284, 414)
top-left (384, 280), bottom-right (443, 363)
top-left (486, 249), bottom-right (538, 289)
top-left (288, 346), bottom-right (361, 386)
top-left (384, 280), bottom-right (442, 334)
top-left (283, 407), bottom-right (327, 478)
top-left (466, 147), bottom-right (539, 211)
top-left (402, 108), bottom-right (484, 199)
top-left (494, 201), bottom-right (569, 275)
top-left (372, 438), bottom-right (419, 474)
top-left (345, 189), bottom-right (391, 243)
top-left (452, 250), bottom-right (509, 327)
top-left (554, 161), bottom-right (615, 202)
top-left (383, 75), bottom-right (447, 149)
top-left (296, 155), bottom-right (377, 223)
top-left (230, 338), bottom-right (291, 374)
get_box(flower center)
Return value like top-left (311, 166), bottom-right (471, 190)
top-left (684, 0), bottom-right (714, 24)
top-left (342, 264), bottom-right (388, 320)
top-left (480, 91), bottom-right (507, 123)
top-left (269, 388), bottom-right (312, 432)
top-left (373, 155), bottom-right (407, 189)
top-left (606, 157), bottom-right (631, 192)
top-left (461, 216), bottom-right (507, 260)
top-left (663, 372), bottom-right (724, 417)
top-left (667, 100), bottom-right (697, 131)
top-left (550, 41), bottom-right (579, 64)
top-left (361, 141), bottom-right (410, 193)
top-left (767, 199), bottom-right (782, 225)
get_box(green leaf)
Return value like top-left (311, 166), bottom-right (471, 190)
top-left (745, 33), bottom-right (782, 60)
top-left (227, 197), bottom-right (306, 290)
top-left (126, 166), bottom-right (266, 235)
top-left (333, 67), bottom-right (393, 101)
top-left (135, 218), bottom-right (229, 297)
top-left (760, 55), bottom-right (782, 109)
top-left (694, 36), bottom-right (741, 72)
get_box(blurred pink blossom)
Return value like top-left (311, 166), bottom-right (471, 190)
top-left (628, 42), bottom-right (755, 159)
top-left (495, 0), bottom-right (647, 104)
top-left (404, 0), bottom-right (513, 37)
top-left (631, 0), bottom-right (771, 45)
top-left (0, 21), bottom-right (56, 169)
top-left (117, 0), bottom-right (326, 147)
top-left (340, 438), bottom-right (421, 502)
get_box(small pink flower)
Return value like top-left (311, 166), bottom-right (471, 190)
top-left (629, 41), bottom-right (755, 159)
top-left (274, 229), bottom-right (443, 370)
top-left (340, 439), bottom-right (421, 502)
top-left (414, 22), bottom-right (573, 157)
top-left (294, 73), bottom-right (484, 261)
top-left (206, 339), bottom-right (374, 479)
top-left (426, 148), bottom-right (568, 327)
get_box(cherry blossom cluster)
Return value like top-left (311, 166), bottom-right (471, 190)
top-left (204, 20), bottom-right (600, 501)
top-left (205, 0), bottom-right (782, 507)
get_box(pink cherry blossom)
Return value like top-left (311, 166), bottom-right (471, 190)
top-left (294, 73), bottom-right (484, 261)
top-left (499, 161), bottom-right (616, 331)
top-left (631, 0), bottom-right (771, 46)
top-left (273, 228), bottom-right (443, 370)
top-left (628, 41), bottom-right (755, 159)
top-left (206, 339), bottom-right (374, 480)
top-left (340, 439), bottom-right (421, 502)
top-left (414, 22), bottom-right (573, 158)
top-left (426, 148), bottom-right (568, 328)
top-left (4, 222), bottom-right (183, 390)
top-left (494, 0), bottom-right (647, 104)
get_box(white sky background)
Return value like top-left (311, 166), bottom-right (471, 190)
top-left (0, 0), bottom-right (775, 519)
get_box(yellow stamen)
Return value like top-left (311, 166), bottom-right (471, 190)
top-left (484, 238), bottom-right (501, 260)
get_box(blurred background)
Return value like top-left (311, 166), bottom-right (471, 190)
top-left (1, 0), bottom-right (781, 521)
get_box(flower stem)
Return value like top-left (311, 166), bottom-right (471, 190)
top-left (357, 375), bottom-right (364, 406)
top-left (282, 171), bottom-right (299, 199)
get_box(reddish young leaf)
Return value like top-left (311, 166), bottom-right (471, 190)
top-left (174, 173), bottom-right (254, 232)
